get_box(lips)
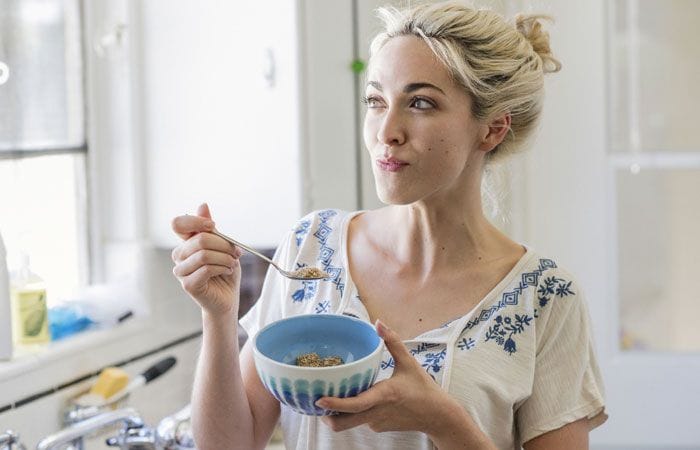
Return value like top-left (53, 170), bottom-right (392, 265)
top-left (376, 157), bottom-right (409, 173)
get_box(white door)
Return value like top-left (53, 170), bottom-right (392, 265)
top-left (358, 0), bottom-right (700, 448)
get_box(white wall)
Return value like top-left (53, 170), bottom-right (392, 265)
top-left (512, 0), bottom-right (700, 447)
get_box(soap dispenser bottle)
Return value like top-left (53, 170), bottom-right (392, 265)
top-left (10, 253), bottom-right (50, 345)
top-left (0, 231), bottom-right (12, 359)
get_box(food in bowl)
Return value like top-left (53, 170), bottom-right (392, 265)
top-left (253, 314), bottom-right (384, 416)
top-left (295, 352), bottom-right (344, 367)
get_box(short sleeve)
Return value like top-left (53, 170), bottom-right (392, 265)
top-left (516, 277), bottom-right (608, 447)
top-left (238, 228), bottom-right (296, 339)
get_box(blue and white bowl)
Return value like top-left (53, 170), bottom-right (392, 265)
top-left (253, 314), bottom-right (384, 416)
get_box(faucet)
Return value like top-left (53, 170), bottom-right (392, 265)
top-left (0, 430), bottom-right (26, 450)
top-left (105, 426), bottom-right (157, 450)
top-left (36, 408), bottom-right (144, 450)
top-left (104, 404), bottom-right (195, 450)
top-left (154, 405), bottom-right (194, 449)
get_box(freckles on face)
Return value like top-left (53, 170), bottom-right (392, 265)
top-left (363, 36), bottom-right (480, 204)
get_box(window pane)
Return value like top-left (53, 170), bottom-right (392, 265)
top-left (609, 0), bottom-right (700, 152)
top-left (0, 0), bottom-right (84, 151)
top-left (617, 168), bottom-right (700, 352)
top-left (0, 154), bottom-right (86, 304)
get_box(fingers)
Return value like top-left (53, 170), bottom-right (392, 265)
top-left (197, 202), bottom-right (212, 220)
top-left (180, 264), bottom-right (233, 296)
top-left (316, 383), bottom-right (386, 414)
top-left (322, 411), bottom-right (370, 432)
top-left (172, 232), bottom-right (241, 263)
top-left (171, 213), bottom-right (215, 241)
top-left (376, 320), bottom-right (414, 368)
top-left (173, 248), bottom-right (238, 278)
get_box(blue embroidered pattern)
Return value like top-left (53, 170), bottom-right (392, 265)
top-left (291, 263), bottom-right (318, 303)
top-left (380, 357), bottom-right (395, 370)
top-left (421, 349), bottom-right (447, 374)
top-left (289, 210), bottom-right (345, 304)
top-left (314, 300), bottom-right (330, 314)
top-left (313, 223), bottom-right (332, 244)
top-left (484, 314), bottom-right (534, 355)
top-left (294, 220), bottom-right (311, 247)
top-left (410, 342), bottom-right (441, 355)
top-left (462, 258), bottom-right (556, 333)
top-left (291, 283), bottom-right (313, 302)
top-left (457, 258), bottom-right (576, 355)
top-left (312, 210), bottom-right (345, 297)
top-left (537, 276), bottom-right (574, 308)
top-left (409, 343), bottom-right (446, 375)
top-left (457, 337), bottom-right (475, 351)
top-left (317, 209), bottom-right (337, 222)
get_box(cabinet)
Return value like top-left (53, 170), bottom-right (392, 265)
top-left (134, 1), bottom-right (359, 249)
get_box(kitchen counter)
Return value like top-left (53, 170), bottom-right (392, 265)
top-left (0, 246), bottom-right (274, 447)
top-left (0, 247), bottom-right (200, 445)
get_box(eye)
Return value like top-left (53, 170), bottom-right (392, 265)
top-left (410, 97), bottom-right (435, 110)
top-left (362, 95), bottom-right (384, 108)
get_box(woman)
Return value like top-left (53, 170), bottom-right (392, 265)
top-left (171, 2), bottom-right (607, 449)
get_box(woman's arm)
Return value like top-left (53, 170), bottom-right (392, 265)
top-left (191, 312), bottom-right (280, 450)
top-left (171, 205), bottom-right (280, 449)
top-left (423, 393), bottom-right (497, 450)
top-left (430, 412), bottom-right (589, 450)
top-left (523, 418), bottom-right (589, 450)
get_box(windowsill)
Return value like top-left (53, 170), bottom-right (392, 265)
top-left (0, 313), bottom-right (202, 406)
top-left (0, 245), bottom-right (210, 408)
top-left (0, 319), bottom-right (150, 380)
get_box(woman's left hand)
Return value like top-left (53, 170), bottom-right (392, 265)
top-left (317, 320), bottom-right (455, 434)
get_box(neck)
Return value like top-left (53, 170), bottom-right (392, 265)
top-left (379, 203), bottom-right (505, 280)
top-left (390, 204), bottom-right (493, 269)
top-left (365, 161), bottom-right (519, 279)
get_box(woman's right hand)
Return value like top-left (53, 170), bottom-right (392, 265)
top-left (171, 203), bottom-right (243, 316)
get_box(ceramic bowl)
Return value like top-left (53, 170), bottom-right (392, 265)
top-left (253, 314), bottom-right (384, 416)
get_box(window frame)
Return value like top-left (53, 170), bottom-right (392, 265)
top-left (0, 0), bottom-right (92, 293)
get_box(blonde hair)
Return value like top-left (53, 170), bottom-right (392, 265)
top-left (369, 1), bottom-right (561, 163)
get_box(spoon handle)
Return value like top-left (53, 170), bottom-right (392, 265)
top-left (211, 230), bottom-right (278, 269)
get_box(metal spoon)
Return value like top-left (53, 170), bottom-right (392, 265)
top-left (211, 229), bottom-right (328, 281)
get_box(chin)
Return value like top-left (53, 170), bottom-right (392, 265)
top-left (375, 185), bottom-right (416, 206)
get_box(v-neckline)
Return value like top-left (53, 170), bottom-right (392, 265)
top-left (336, 210), bottom-right (535, 342)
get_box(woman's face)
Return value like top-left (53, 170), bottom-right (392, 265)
top-left (363, 35), bottom-right (484, 206)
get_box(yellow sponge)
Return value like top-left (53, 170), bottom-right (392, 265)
top-left (89, 367), bottom-right (129, 399)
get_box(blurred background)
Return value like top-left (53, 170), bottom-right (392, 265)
top-left (0, 0), bottom-right (698, 448)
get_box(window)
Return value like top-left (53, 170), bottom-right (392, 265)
top-left (608, 0), bottom-right (700, 352)
top-left (0, 0), bottom-right (88, 303)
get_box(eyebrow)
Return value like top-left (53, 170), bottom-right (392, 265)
top-left (367, 80), bottom-right (446, 96)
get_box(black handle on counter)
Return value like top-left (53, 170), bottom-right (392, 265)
top-left (141, 356), bottom-right (177, 383)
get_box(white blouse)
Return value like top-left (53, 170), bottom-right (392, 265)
top-left (240, 209), bottom-right (608, 450)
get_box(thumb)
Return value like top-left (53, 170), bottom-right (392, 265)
top-left (376, 320), bottom-right (413, 368)
top-left (197, 202), bottom-right (212, 220)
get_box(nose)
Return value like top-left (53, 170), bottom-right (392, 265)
top-left (376, 106), bottom-right (406, 147)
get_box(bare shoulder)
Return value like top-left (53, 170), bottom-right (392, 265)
top-left (348, 208), bottom-right (395, 244)
top-left (347, 209), bottom-right (394, 266)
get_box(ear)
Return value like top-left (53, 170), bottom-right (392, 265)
top-left (477, 112), bottom-right (511, 153)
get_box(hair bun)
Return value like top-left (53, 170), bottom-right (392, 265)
top-left (515, 14), bottom-right (562, 73)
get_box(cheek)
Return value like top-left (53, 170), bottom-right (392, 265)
top-left (363, 114), bottom-right (378, 153)
top-left (422, 138), bottom-right (470, 179)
